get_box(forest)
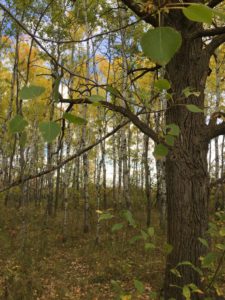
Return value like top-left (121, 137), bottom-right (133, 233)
top-left (0, 0), bottom-right (225, 299)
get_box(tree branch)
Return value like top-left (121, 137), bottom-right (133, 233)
top-left (192, 26), bottom-right (225, 39)
top-left (206, 33), bottom-right (225, 56)
top-left (60, 98), bottom-right (159, 143)
top-left (121, 0), bottom-right (157, 26)
top-left (207, 121), bottom-right (225, 141)
top-left (207, 0), bottom-right (224, 8)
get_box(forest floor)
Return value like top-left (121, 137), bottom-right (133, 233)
top-left (0, 191), bottom-right (224, 300)
top-left (0, 194), bottom-right (165, 300)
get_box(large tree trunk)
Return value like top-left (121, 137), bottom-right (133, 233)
top-left (164, 18), bottom-right (210, 299)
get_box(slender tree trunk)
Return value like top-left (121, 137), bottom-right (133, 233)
top-left (144, 113), bottom-right (152, 227)
top-left (83, 0), bottom-right (90, 233)
top-left (214, 51), bottom-right (221, 210)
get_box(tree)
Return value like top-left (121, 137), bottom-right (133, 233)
top-left (0, 0), bottom-right (225, 299)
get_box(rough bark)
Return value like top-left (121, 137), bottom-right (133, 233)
top-left (164, 14), bottom-right (211, 298)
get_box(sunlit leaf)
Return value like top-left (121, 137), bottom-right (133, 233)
top-left (182, 285), bottom-right (191, 300)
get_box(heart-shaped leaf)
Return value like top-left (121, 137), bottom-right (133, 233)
top-left (141, 27), bottom-right (182, 66)
top-left (154, 79), bottom-right (171, 91)
top-left (63, 112), bottom-right (87, 125)
top-left (186, 104), bottom-right (203, 113)
top-left (39, 121), bottom-right (61, 143)
top-left (154, 143), bottom-right (168, 159)
top-left (183, 4), bottom-right (213, 24)
top-left (19, 85), bottom-right (45, 99)
top-left (9, 115), bottom-right (28, 133)
top-left (166, 123), bottom-right (180, 136)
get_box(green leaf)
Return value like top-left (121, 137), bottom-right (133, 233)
top-left (183, 87), bottom-right (200, 98)
top-left (170, 268), bottom-right (181, 278)
top-left (141, 230), bottom-right (148, 240)
top-left (9, 115), bottom-right (28, 134)
top-left (213, 9), bottom-right (225, 21)
top-left (19, 85), bottom-right (45, 99)
top-left (216, 243), bottom-right (225, 251)
top-left (106, 86), bottom-right (121, 98)
top-left (53, 77), bottom-right (61, 102)
top-left (166, 123), bottom-right (180, 136)
top-left (88, 95), bottom-right (105, 103)
top-left (183, 4), bottom-right (213, 24)
top-left (154, 79), bottom-right (171, 91)
top-left (165, 243), bottom-right (173, 255)
top-left (202, 252), bottom-right (217, 268)
top-left (198, 237), bottom-right (209, 248)
top-left (219, 228), bottom-right (225, 237)
top-left (99, 213), bottom-right (113, 222)
top-left (123, 210), bottom-right (136, 227)
top-left (182, 285), bottom-right (191, 300)
top-left (154, 143), bottom-right (168, 159)
top-left (129, 235), bottom-right (142, 244)
top-left (165, 135), bottom-right (175, 146)
top-left (63, 112), bottom-right (87, 125)
top-left (19, 131), bottom-right (27, 148)
top-left (112, 223), bottom-right (124, 232)
top-left (186, 104), bottom-right (203, 113)
top-left (134, 279), bottom-right (144, 294)
top-left (145, 242), bottom-right (155, 250)
top-left (149, 292), bottom-right (158, 299)
top-left (147, 227), bottom-right (155, 237)
top-left (39, 121), bottom-right (61, 143)
top-left (141, 27), bottom-right (182, 66)
top-left (177, 261), bottom-right (203, 275)
top-left (188, 283), bottom-right (203, 294)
